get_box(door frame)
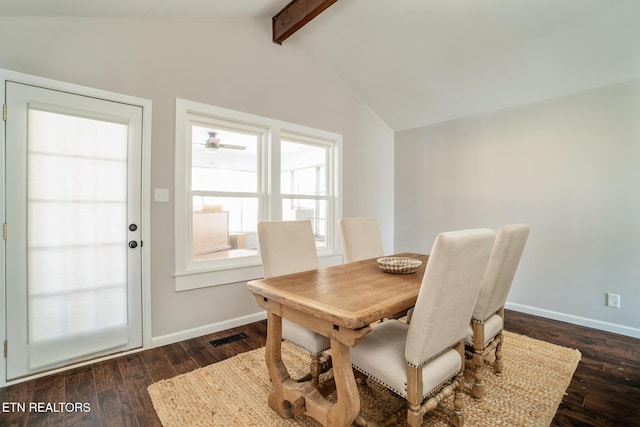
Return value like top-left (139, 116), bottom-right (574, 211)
top-left (0, 68), bottom-right (152, 387)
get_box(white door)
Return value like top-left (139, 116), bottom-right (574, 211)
top-left (5, 81), bottom-right (143, 380)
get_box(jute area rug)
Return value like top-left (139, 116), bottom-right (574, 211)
top-left (148, 331), bottom-right (581, 426)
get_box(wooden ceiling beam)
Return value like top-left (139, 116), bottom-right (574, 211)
top-left (272, 0), bottom-right (339, 45)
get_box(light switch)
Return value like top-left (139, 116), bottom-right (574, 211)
top-left (154, 188), bottom-right (170, 203)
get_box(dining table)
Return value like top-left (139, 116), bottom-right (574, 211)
top-left (247, 253), bottom-right (429, 426)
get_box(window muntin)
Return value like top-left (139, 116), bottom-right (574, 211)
top-left (281, 198), bottom-right (328, 248)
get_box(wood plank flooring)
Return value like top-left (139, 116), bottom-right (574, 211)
top-left (504, 311), bottom-right (640, 427)
top-left (0, 310), bottom-right (637, 426)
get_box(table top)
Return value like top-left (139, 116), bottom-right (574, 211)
top-left (247, 253), bottom-right (428, 330)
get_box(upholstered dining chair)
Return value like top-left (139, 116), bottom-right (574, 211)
top-left (339, 217), bottom-right (412, 320)
top-left (338, 217), bottom-right (384, 263)
top-left (350, 228), bottom-right (495, 427)
top-left (257, 220), bottom-right (331, 384)
top-left (466, 224), bottom-right (530, 400)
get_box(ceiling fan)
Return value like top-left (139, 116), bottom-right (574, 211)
top-left (204, 132), bottom-right (246, 151)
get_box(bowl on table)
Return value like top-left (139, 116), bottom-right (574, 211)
top-left (377, 256), bottom-right (422, 274)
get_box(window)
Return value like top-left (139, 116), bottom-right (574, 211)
top-left (190, 121), bottom-right (263, 263)
top-left (280, 137), bottom-right (330, 249)
top-left (175, 99), bottom-right (342, 290)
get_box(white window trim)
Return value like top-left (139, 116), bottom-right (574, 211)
top-left (174, 99), bottom-right (342, 291)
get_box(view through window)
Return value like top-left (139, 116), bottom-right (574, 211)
top-left (281, 139), bottom-right (329, 248)
top-left (183, 106), bottom-right (339, 272)
top-left (191, 124), bottom-right (261, 262)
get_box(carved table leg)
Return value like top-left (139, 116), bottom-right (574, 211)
top-left (265, 311), bottom-right (294, 418)
top-left (302, 338), bottom-right (361, 426)
top-left (263, 307), bottom-right (365, 426)
top-left (327, 338), bottom-right (361, 426)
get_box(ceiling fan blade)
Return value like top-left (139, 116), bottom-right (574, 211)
top-left (219, 144), bottom-right (246, 150)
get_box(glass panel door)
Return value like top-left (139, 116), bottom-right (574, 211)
top-left (5, 82), bottom-right (143, 379)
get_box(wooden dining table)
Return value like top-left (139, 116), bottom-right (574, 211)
top-left (247, 253), bottom-right (429, 426)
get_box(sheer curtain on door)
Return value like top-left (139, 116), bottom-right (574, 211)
top-left (26, 106), bottom-right (129, 369)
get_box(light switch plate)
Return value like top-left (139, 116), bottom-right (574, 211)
top-left (154, 188), bottom-right (170, 203)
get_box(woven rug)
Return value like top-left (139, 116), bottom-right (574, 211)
top-left (148, 331), bottom-right (580, 426)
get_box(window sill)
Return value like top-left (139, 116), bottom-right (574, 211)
top-left (174, 253), bottom-right (343, 292)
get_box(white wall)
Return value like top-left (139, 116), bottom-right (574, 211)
top-left (0, 17), bottom-right (394, 341)
top-left (395, 80), bottom-right (640, 337)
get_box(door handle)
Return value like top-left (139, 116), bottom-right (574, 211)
top-left (128, 241), bottom-right (138, 249)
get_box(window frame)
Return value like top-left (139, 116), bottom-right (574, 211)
top-left (174, 99), bottom-right (342, 291)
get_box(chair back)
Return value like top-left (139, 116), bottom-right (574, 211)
top-left (339, 217), bottom-right (384, 263)
top-left (472, 224), bottom-right (530, 322)
top-left (257, 220), bottom-right (319, 278)
top-left (405, 228), bottom-right (495, 367)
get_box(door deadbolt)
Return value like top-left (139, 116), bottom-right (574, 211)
top-left (129, 224), bottom-right (138, 232)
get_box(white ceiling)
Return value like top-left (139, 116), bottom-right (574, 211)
top-left (3, 0), bottom-right (639, 131)
top-left (298, 0), bottom-right (640, 130)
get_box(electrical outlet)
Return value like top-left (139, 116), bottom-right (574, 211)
top-left (606, 293), bottom-right (621, 308)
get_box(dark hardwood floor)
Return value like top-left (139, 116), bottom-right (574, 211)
top-left (0, 310), bottom-right (637, 426)
top-left (505, 311), bottom-right (640, 427)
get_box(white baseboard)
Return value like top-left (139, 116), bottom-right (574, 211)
top-left (505, 302), bottom-right (640, 339)
top-left (152, 303), bottom-right (640, 350)
top-left (151, 311), bottom-right (268, 348)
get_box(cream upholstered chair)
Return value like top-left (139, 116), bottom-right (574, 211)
top-left (339, 217), bottom-right (411, 320)
top-left (350, 228), bottom-right (495, 427)
top-left (338, 217), bottom-right (384, 263)
top-left (257, 220), bottom-right (331, 384)
top-left (466, 224), bottom-right (530, 400)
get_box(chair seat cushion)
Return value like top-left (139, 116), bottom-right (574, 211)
top-left (282, 319), bottom-right (331, 355)
top-left (350, 320), bottom-right (462, 399)
top-left (466, 313), bottom-right (504, 347)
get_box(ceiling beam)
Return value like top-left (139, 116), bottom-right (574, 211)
top-left (272, 0), bottom-right (339, 45)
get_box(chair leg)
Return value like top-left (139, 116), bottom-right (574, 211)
top-left (493, 331), bottom-right (503, 374)
top-left (406, 365), bottom-right (424, 427)
top-left (299, 353), bottom-right (331, 385)
top-left (471, 321), bottom-right (485, 400)
top-left (310, 354), bottom-right (322, 385)
top-left (471, 347), bottom-right (484, 400)
top-left (450, 371), bottom-right (464, 427)
top-left (406, 405), bottom-right (423, 427)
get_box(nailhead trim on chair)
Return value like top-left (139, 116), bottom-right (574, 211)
top-left (352, 364), bottom-right (462, 401)
top-left (407, 340), bottom-right (464, 369)
top-left (352, 365), bottom-right (406, 398)
top-left (417, 370), bottom-right (462, 400)
top-left (465, 319), bottom-right (502, 346)
top-left (465, 320), bottom-right (483, 345)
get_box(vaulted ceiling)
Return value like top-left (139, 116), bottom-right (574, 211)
top-left (3, 0), bottom-right (639, 131)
